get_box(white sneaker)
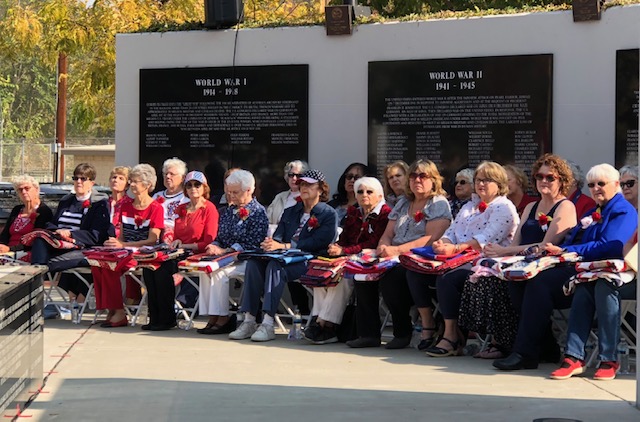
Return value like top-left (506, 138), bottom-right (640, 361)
top-left (228, 321), bottom-right (257, 340)
top-left (251, 324), bottom-right (276, 342)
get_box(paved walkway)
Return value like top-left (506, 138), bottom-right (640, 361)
top-left (16, 318), bottom-right (640, 421)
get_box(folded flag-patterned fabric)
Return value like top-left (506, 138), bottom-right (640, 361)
top-left (238, 249), bottom-right (313, 265)
top-left (82, 247), bottom-right (136, 272)
top-left (399, 248), bottom-right (479, 275)
top-left (502, 252), bottom-right (580, 281)
top-left (300, 256), bottom-right (348, 287)
top-left (469, 256), bottom-right (526, 282)
top-left (563, 259), bottom-right (636, 295)
top-left (575, 259), bottom-right (631, 273)
top-left (21, 229), bottom-right (80, 250)
top-left (178, 251), bottom-right (240, 274)
top-left (344, 253), bottom-right (400, 281)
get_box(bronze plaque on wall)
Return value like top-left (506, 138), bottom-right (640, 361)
top-left (325, 5), bottom-right (352, 36)
top-left (368, 54), bottom-right (552, 183)
top-left (615, 49), bottom-right (639, 168)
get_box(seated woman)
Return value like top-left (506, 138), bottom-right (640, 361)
top-left (30, 163), bottom-right (110, 303)
top-left (550, 230), bottom-right (637, 381)
top-left (328, 162), bottom-right (369, 225)
top-left (229, 169), bottom-right (337, 342)
top-left (198, 169), bottom-right (268, 335)
top-left (449, 168), bottom-right (474, 219)
top-left (494, 163), bottom-right (637, 370)
top-left (411, 161), bottom-right (519, 357)
top-left (142, 171), bottom-right (219, 331)
top-left (0, 175), bottom-right (53, 255)
top-left (304, 176), bottom-right (391, 344)
top-left (619, 164), bottom-right (638, 210)
top-left (347, 159), bottom-right (452, 349)
top-left (460, 154), bottom-right (576, 358)
top-left (504, 164), bottom-right (537, 216)
top-left (266, 160), bottom-right (309, 225)
top-left (98, 164), bottom-right (164, 328)
top-left (383, 161), bottom-right (409, 208)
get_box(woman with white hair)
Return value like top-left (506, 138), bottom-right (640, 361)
top-left (0, 175), bottom-right (53, 254)
top-left (266, 160), bottom-right (309, 225)
top-left (198, 169), bottom-right (269, 335)
top-left (494, 163), bottom-right (637, 371)
top-left (152, 157), bottom-right (188, 242)
top-left (98, 164), bottom-right (165, 328)
top-left (618, 164), bottom-right (638, 210)
top-left (449, 168), bottom-right (474, 219)
top-left (567, 160), bottom-right (596, 219)
top-left (304, 177), bottom-right (391, 344)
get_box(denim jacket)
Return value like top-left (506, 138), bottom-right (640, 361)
top-left (274, 201), bottom-right (338, 255)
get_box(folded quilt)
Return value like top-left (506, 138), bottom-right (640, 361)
top-left (399, 248), bottom-right (480, 275)
top-left (469, 256), bottom-right (526, 282)
top-left (300, 256), bottom-right (348, 287)
top-left (563, 259), bottom-right (636, 295)
top-left (238, 249), bottom-right (313, 265)
top-left (410, 246), bottom-right (462, 261)
top-left (82, 247), bottom-right (136, 272)
top-left (22, 229), bottom-right (79, 250)
top-left (178, 251), bottom-right (240, 274)
top-left (343, 252), bottom-right (400, 281)
top-left (502, 252), bottom-right (580, 281)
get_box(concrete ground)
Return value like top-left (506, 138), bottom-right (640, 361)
top-left (12, 318), bottom-right (640, 422)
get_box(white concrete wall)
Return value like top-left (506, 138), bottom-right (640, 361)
top-left (116, 5), bottom-right (640, 193)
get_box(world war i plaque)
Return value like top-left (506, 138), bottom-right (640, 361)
top-left (615, 49), bottom-right (639, 168)
top-left (139, 65), bottom-right (308, 204)
top-left (368, 54), bottom-right (552, 183)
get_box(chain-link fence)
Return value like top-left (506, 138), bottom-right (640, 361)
top-left (0, 138), bottom-right (114, 183)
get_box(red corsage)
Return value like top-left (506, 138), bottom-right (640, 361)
top-left (592, 209), bottom-right (602, 223)
top-left (82, 200), bottom-right (91, 209)
top-left (307, 216), bottom-right (319, 231)
top-left (134, 215), bottom-right (145, 228)
top-left (537, 212), bottom-right (552, 232)
top-left (156, 196), bottom-right (165, 204)
top-left (295, 196), bottom-right (302, 203)
top-left (177, 205), bottom-right (187, 219)
top-left (478, 201), bottom-right (488, 213)
top-left (238, 207), bottom-right (250, 220)
top-left (413, 211), bottom-right (425, 223)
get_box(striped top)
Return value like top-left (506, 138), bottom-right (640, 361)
top-left (120, 201), bottom-right (165, 243)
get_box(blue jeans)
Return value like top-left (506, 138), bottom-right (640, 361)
top-left (565, 279), bottom-right (637, 362)
top-left (239, 258), bottom-right (307, 318)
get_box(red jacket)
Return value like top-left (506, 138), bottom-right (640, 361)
top-left (337, 202), bottom-right (391, 255)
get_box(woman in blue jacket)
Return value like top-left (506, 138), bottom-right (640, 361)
top-left (494, 163), bottom-right (638, 371)
top-left (229, 169), bottom-right (338, 342)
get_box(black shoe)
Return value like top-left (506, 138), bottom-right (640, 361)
top-left (385, 336), bottom-right (411, 350)
top-left (310, 326), bottom-right (338, 345)
top-left (346, 337), bottom-right (381, 348)
top-left (493, 352), bottom-right (538, 370)
top-left (142, 323), bottom-right (158, 331)
top-left (148, 322), bottom-right (177, 331)
top-left (417, 337), bottom-right (437, 351)
top-left (199, 314), bottom-right (237, 335)
top-left (303, 324), bottom-right (322, 342)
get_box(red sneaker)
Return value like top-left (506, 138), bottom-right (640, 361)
top-left (593, 361), bottom-right (619, 381)
top-left (550, 357), bottom-right (586, 380)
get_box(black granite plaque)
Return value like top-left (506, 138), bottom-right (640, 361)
top-left (139, 65), bottom-right (309, 204)
top-left (368, 54), bottom-right (552, 183)
top-left (572, 0), bottom-right (602, 22)
top-left (615, 49), bottom-right (639, 168)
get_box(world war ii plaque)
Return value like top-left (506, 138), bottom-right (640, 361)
top-left (368, 54), bottom-right (552, 183)
top-left (615, 49), bottom-right (639, 168)
top-left (139, 65), bottom-right (308, 204)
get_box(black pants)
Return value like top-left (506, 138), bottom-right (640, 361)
top-left (143, 260), bottom-right (179, 326)
top-left (435, 264), bottom-right (473, 319)
top-left (405, 270), bottom-right (437, 308)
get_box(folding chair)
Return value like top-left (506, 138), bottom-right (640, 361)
top-left (175, 271), bottom-right (201, 330)
top-left (44, 267), bottom-right (95, 323)
top-left (620, 299), bottom-right (637, 352)
top-left (91, 267), bottom-right (147, 326)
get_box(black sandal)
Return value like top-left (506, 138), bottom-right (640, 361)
top-left (425, 337), bottom-right (460, 357)
top-left (417, 327), bottom-right (438, 351)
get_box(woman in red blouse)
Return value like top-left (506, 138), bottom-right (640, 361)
top-left (0, 175), bottom-right (53, 255)
top-left (304, 176), bottom-right (391, 344)
top-left (141, 171), bottom-right (219, 331)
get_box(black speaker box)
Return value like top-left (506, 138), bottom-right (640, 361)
top-left (204, 0), bottom-right (244, 29)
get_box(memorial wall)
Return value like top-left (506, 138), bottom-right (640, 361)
top-left (615, 49), bottom-right (639, 168)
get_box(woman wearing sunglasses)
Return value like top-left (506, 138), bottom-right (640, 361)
top-left (494, 163), bottom-right (637, 371)
top-left (328, 162), bottom-right (369, 226)
top-left (449, 168), bottom-right (474, 218)
top-left (304, 177), bottom-right (392, 344)
top-left (460, 154), bottom-right (576, 359)
top-left (618, 165), bottom-right (638, 210)
top-left (266, 160), bottom-right (309, 225)
top-left (347, 160), bottom-right (452, 349)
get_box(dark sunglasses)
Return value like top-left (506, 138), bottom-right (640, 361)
top-left (356, 189), bottom-right (374, 195)
top-left (287, 173), bottom-right (301, 179)
top-left (620, 180), bottom-right (636, 189)
top-left (534, 173), bottom-right (557, 183)
top-left (454, 180), bottom-right (467, 185)
top-left (72, 176), bottom-right (90, 182)
top-left (409, 172), bottom-right (430, 181)
top-left (186, 181), bottom-right (202, 188)
top-left (345, 174), bottom-right (361, 181)
top-left (587, 181), bottom-right (610, 188)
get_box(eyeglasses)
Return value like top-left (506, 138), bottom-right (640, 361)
top-left (454, 180), bottom-right (467, 185)
top-left (287, 173), bottom-right (301, 179)
top-left (587, 181), bottom-right (611, 188)
top-left (409, 172), bottom-right (430, 181)
top-left (474, 178), bottom-right (495, 185)
top-left (345, 174), bottom-right (361, 181)
top-left (129, 179), bottom-right (144, 185)
top-left (72, 176), bottom-right (90, 182)
top-left (534, 173), bottom-right (557, 183)
top-left (356, 189), bottom-right (374, 195)
top-left (620, 180), bottom-right (636, 189)
top-left (16, 186), bottom-right (32, 192)
top-left (186, 181), bottom-right (202, 188)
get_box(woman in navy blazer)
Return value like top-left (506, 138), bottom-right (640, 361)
top-left (229, 169), bottom-right (338, 342)
top-left (494, 163), bottom-right (638, 371)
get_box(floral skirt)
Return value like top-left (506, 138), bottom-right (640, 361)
top-left (458, 276), bottom-right (518, 349)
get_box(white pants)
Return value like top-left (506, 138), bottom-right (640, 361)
top-left (198, 262), bottom-right (246, 316)
top-left (311, 277), bottom-right (354, 324)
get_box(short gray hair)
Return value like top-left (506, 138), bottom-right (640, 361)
top-left (226, 169), bottom-right (255, 193)
top-left (283, 160), bottom-right (309, 182)
top-left (567, 160), bottom-right (585, 190)
top-left (162, 157), bottom-right (187, 177)
top-left (12, 174), bottom-right (39, 190)
top-left (586, 163), bottom-right (621, 193)
top-left (354, 177), bottom-right (384, 198)
top-left (619, 165), bottom-right (638, 180)
top-left (456, 168), bottom-right (474, 183)
top-left (131, 164), bottom-right (157, 192)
